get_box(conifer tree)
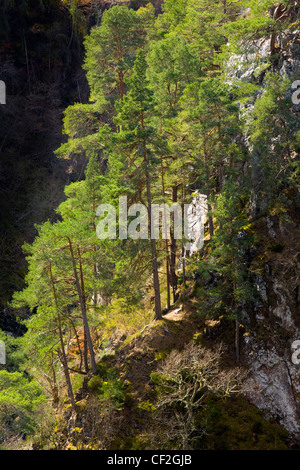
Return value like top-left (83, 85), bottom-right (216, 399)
top-left (56, 4), bottom-right (153, 162)
top-left (208, 183), bottom-right (255, 363)
top-left (84, 5), bottom-right (149, 113)
top-left (12, 222), bottom-right (77, 411)
top-left (107, 49), bottom-right (163, 320)
top-left (246, 72), bottom-right (299, 206)
top-left (147, 33), bottom-right (204, 302)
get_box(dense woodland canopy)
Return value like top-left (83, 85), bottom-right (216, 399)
top-left (0, 0), bottom-right (299, 450)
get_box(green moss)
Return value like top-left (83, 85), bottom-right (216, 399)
top-left (200, 395), bottom-right (289, 450)
top-left (95, 355), bottom-right (115, 377)
top-left (149, 371), bottom-right (165, 386)
top-left (154, 350), bottom-right (169, 362)
top-left (88, 360), bottom-right (126, 410)
top-left (138, 400), bottom-right (156, 413)
top-left (87, 375), bottom-right (102, 393)
top-left (269, 243), bottom-right (284, 253)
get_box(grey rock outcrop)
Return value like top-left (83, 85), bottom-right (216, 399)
top-left (184, 192), bottom-right (208, 257)
top-left (221, 30), bottom-right (300, 442)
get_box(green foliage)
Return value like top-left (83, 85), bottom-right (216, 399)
top-left (83, 5), bottom-right (149, 112)
top-left (138, 400), bottom-right (156, 413)
top-left (63, 0), bottom-right (87, 38)
top-left (0, 330), bottom-right (25, 373)
top-left (147, 34), bottom-right (202, 118)
top-left (204, 183), bottom-right (257, 318)
top-left (88, 367), bottom-right (125, 411)
top-left (0, 370), bottom-right (46, 443)
top-left (247, 72), bottom-right (300, 198)
top-left (178, 77), bottom-right (246, 195)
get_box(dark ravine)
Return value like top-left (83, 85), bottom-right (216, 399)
top-left (0, 308), bottom-right (27, 337)
top-left (0, 0), bottom-right (90, 307)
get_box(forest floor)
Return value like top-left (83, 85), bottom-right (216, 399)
top-left (113, 301), bottom-right (202, 402)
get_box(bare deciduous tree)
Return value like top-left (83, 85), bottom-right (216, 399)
top-left (151, 342), bottom-right (245, 449)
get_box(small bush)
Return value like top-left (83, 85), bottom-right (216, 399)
top-left (88, 367), bottom-right (125, 411)
top-left (138, 400), bottom-right (156, 413)
top-left (87, 376), bottom-right (102, 393)
top-left (0, 370), bottom-right (46, 444)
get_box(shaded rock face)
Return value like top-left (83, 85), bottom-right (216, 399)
top-left (226, 30), bottom-right (300, 85)
top-left (0, 2), bottom-right (90, 306)
top-left (0, 308), bottom-right (28, 337)
top-left (243, 340), bottom-right (300, 441)
top-left (240, 210), bottom-right (300, 442)
top-left (243, 288), bottom-right (300, 441)
top-left (225, 31), bottom-right (300, 442)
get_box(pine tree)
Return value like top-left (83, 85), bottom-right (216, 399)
top-left (209, 183), bottom-right (255, 363)
top-left (146, 31), bottom-right (204, 303)
top-left (12, 222), bottom-right (77, 411)
top-left (108, 49), bottom-right (163, 320)
top-left (56, 4), bottom-right (153, 162)
top-left (224, 0), bottom-right (296, 56)
top-left (247, 72), bottom-right (299, 206)
top-left (84, 5), bottom-right (149, 113)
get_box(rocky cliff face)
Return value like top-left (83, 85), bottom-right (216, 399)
top-left (242, 209), bottom-right (300, 442)
top-left (0, 1), bottom-right (89, 306)
top-left (179, 180), bottom-right (300, 442)
top-left (227, 30), bottom-right (300, 443)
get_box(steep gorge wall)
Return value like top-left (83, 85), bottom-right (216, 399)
top-left (0, 1), bottom-right (163, 308)
top-left (228, 30), bottom-right (300, 442)
top-left (0, 1), bottom-right (91, 306)
top-left (242, 210), bottom-right (300, 441)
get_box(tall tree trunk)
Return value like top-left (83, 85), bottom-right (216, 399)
top-left (49, 355), bottom-right (59, 409)
top-left (165, 253), bottom-right (171, 310)
top-left (170, 186), bottom-right (178, 302)
top-left (203, 133), bottom-right (214, 239)
top-left (67, 238), bottom-right (97, 374)
top-left (141, 111), bottom-right (162, 320)
top-left (77, 247), bottom-right (89, 373)
top-left (207, 201), bottom-right (214, 239)
top-left (49, 263), bottom-right (76, 413)
top-left (145, 167), bottom-right (162, 319)
top-left (150, 237), bottom-right (163, 320)
top-left (118, 70), bottom-right (125, 100)
top-left (235, 318), bottom-right (240, 364)
top-left (69, 316), bottom-right (84, 373)
top-left (181, 243), bottom-right (186, 287)
top-left (160, 159), bottom-right (171, 309)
